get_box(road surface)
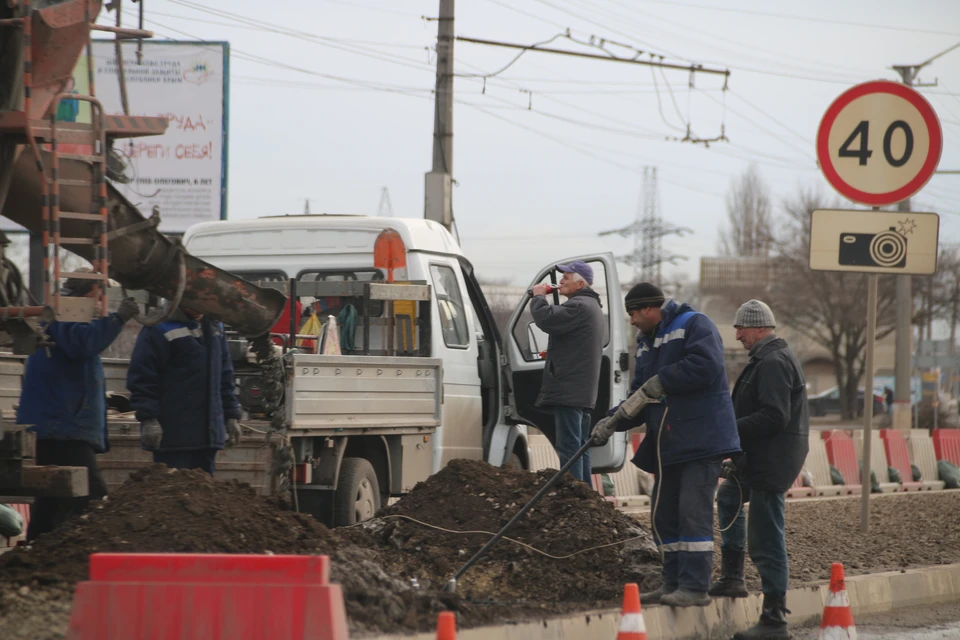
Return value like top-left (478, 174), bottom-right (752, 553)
top-left (796, 600), bottom-right (960, 639)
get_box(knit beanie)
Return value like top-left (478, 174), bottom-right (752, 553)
top-left (624, 283), bottom-right (665, 311)
top-left (733, 299), bottom-right (776, 328)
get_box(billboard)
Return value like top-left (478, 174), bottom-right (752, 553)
top-left (91, 40), bottom-right (229, 233)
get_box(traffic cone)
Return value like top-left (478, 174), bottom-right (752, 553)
top-left (436, 611), bottom-right (456, 639)
top-left (616, 583), bottom-right (648, 640)
top-left (818, 563), bottom-right (856, 640)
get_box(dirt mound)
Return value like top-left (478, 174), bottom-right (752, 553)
top-left (343, 459), bottom-right (662, 604)
top-left (0, 465), bottom-right (453, 638)
top-left (0, 465), bottom-right (336, 585)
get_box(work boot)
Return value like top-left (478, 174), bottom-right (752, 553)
top-left (732, 593), bottom-right (791, 639)
top-left (709, 549), bottom-right (749, 598)
top-left (660, 588), bottom-right (711, 607)
top-left (639, 584), bottom-right (677, 605)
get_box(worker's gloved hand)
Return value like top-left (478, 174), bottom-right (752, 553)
top-left (640, 375), bottom-right (664, 400)
top-left (140, 418), bottom-right (163, 450)
top-left (117, 297), bottom-right (140, 323)
top-left (225, 418), bottom-right (242, 448)
top-left (590, 415), bottom-right (617, 446)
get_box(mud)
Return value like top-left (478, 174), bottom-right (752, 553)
top-left (5, 462), bottom-right (960, 639)
top-left (0, 461), bottom-right (659, 638)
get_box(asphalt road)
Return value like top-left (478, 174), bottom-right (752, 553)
top-left (795, 600), bottom-right (960, 639)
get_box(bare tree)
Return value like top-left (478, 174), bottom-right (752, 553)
top-left (769, 186), bottom-right (898, 419)
top-left (717, 165), bottom-right (774, 257)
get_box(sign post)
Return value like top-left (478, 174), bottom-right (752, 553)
top-left (814, 80), bottom-right (942, 533)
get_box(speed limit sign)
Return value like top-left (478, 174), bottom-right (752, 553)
top-left (817, 80), bottom-right (942, 206)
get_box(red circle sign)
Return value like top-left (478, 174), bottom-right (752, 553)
top-left (816, 80), bottom-right (942, 206)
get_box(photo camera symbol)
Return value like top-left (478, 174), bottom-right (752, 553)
top-left (838, 227), bottom-right (907, 269)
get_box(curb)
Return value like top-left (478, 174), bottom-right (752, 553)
top-left (360, 563), bottom-right (960, 639)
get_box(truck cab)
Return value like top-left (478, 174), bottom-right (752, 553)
top-left (182, 215), bottom-right (632, 524)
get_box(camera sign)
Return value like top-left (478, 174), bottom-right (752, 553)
top-left (809, 209), bottom-right (939, 275)
top-left (816, 81), bottom-right (942, 207)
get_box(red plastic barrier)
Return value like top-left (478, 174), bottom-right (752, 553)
top-left (879, 430), bottom-right (924, 491)
top-left (932, 429), bottom-right (960, 467)
top-left (67, 554), bottom-right (349, 640)
top-left (822, 430), bottom-right (860, 486)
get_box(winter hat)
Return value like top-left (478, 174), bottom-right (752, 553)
top-left (61, 267), bottom-right (97, 297)
top-left (734, 299), bottom-right (776, 328)
top-left (624, 283), bottom-right (665, 311)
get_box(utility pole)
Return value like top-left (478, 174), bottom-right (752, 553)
top-left (424, 0), bottom-right (454, 231)
top-left (889, 41), bottom-right (959, 426)
top-left (891, 63), bottom-right (915, 429)
top-left (303, 198), bottom-right (311, 215)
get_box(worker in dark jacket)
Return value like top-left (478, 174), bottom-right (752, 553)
top-left (18, 273), bottom-right (140, 541)
top-left (711, 300), bottom-right (809, 640)
top-left (127, 305), bottom-right (242, 475)
top-left (592, 283), bottom-right (740, 607)
top-left (530, 260), bottom-right (604, 482)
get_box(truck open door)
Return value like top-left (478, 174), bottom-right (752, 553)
top-left (503, 254), bottom-right (631, 473)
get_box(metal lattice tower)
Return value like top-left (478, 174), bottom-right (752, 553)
top-left (378, 187), bottom-right (394, 217)
top-left (599, 167), bottom-right (691, 286)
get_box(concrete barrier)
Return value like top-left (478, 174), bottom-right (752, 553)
top-left (360, 563), bottom-right (960, 639)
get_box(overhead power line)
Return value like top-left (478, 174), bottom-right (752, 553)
top-left (627, 0), bottom-right (960, 37)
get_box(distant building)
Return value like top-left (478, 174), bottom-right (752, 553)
top-left (699, 256), bottom-right (895, 394)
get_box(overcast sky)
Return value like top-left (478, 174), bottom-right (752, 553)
top-left (106, 0), bottom-right (960, 288)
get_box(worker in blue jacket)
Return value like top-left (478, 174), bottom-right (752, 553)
top-left (18, 272), bottom-right (140, 541)
top-left (127, 304), bottom-right (242, 474)
top-left (592, 283), bottom-right (740, 607)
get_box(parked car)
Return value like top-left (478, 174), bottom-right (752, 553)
top-left (808, 387), bottom-right (885, 417)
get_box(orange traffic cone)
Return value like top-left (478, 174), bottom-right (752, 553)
top-left (818, 563), bottom-right (856, 640)
top-left (436, 611), bottom-right (456, 639)
top-left (616, 583), bottom-right (648, 640)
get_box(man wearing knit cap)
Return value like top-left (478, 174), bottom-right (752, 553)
top-left (592, 282), bottom-right (740, 607)
top-left (712, 300), bottom-right (809, 640)
top-left (529, 260), bottom-right (604, 482)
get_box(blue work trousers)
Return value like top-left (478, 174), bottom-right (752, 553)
top-left (653, 458), bottom-right (722, 592)
top-left (153, 448), bottom-right (218, 475)
top-left (717, 480), bottom-right (789, 597)
top-left (553, 406), bottom-right (592, 482)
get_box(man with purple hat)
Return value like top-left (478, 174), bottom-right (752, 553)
top-left (530, 260), bottom-right (604, 482)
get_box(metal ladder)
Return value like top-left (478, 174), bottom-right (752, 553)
top-left (47, 94), bottom-right (111, 318)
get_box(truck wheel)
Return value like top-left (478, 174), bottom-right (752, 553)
top-left (334, 458), bottom-right (381, 526)
top-left (504, 453), bottom-right (523, 470)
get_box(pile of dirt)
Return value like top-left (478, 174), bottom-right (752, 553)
top-left (341, 459), bottom-right (662, 605)
top-left (0, 465), bottom-right (454, 638)
top-left (0, 465), bottom-right (336, 585)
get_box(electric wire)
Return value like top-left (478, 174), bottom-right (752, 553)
top-left (164, 0), bottom-right (435, 74)
top-left (650, 67), bottom-right (689, 133)
top-left (149, 10), bottom-right (427, 49)
top-left (345, 514), bottom-right (651, 560)
top-left (602, 0), bottom-right (878, 78)
top-left (530, 0), bottom-right (692, 62)
top-left (625, 0), bottom-right (960, 38)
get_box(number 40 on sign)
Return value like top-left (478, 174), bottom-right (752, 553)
top-left (816, 80), bottom-right (942, 207)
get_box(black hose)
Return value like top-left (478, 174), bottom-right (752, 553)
top-left (445, 437), bottom-right (596, 590)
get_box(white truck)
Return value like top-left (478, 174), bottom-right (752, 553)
top-left (82, 215), bottom-right (635, 526)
